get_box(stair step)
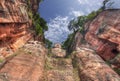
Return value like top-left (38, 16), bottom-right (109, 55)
top-left (45, 56), bottom-right (78, 81)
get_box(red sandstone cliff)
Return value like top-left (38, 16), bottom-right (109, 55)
top-left (0, 0), bottom-right (40, 57)
top-left (85, 9), bottom-right (120, 60)
top-left (69, 9), bottom-right (120, 70)
top-left (71, 10), bottom-right (120, 61)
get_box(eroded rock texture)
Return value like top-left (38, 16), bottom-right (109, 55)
top-left (73, 47), bottom-right (120, 81)
top-left (51, 44), bottom-right (66, 58)
top-left (69, 10), bottom-right (120, 70)
top-left (0, 0), bottom-right (39, 57)
top-left (85, 9), bottom-right (120, 60)
top-left (0, 41), bottom-right (47, 81)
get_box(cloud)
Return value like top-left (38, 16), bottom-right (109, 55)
top-left (77, 0), bottom-right (89, 4)
top-left (45, 16), bottom-right (71, 44)
top-left (106, 0), bottom-right (120, 9)
top-left (43, 0), bottom-right (106, 44)
top-left (70, 10), bottom-right (84, 17)
top-left (77, 0), bottom-right (104, 14)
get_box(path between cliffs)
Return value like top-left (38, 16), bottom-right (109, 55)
top-left (0, 41), bottom-right (80, 81)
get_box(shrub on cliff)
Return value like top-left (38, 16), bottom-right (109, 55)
top-left (62, 33), bottom-right (75, 50)
top-left (63, 8), bottom-right (103, 52)
top-left (68, 16), bottom-right (86, 33)
top-left (33, 13), bottom-right (48, 35)
top-left (45, 39), bottom-right (53, 49)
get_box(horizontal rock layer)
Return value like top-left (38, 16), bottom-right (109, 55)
top-left (0, 41), bottom-right (47, 81)
top-left (73, 47), bottom-right (120, 81)
top-left (0, 0), bottom-right (40, 57)
top-left (85, 9), bottom-right (120, 60)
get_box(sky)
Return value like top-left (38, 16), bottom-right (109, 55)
top-left (38, 0), bottom-right (120, 44)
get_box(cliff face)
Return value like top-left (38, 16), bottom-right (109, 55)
top-left (0, 0), bottom-right (40, 57)
top-left (0, 41), bottom-right (47, 81)
top-left (68, 9), bottom-right (120, 74)
top-left (85, 10), bottom-right (120, 60)
top-left (67, 10), bottom-right (120, 71)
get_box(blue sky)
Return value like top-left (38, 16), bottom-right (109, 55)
top-left (38, 0), bottom-right (120, 44)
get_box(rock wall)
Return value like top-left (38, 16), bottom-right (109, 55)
top-left (0, 0), bottom-right (40, 57)
top-left (72, 47), bottom-right (120, 81)
top-left (0, 41), bottom-right (47, 81)
top-left (71, 10), bottom-right (120, 61)
top-left (85, 9), bottom-right (120, 60)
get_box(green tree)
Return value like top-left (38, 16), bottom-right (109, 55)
top-left (68, 16), bottom-right (86, 33)
top-left (101, 0), bottom-right (110, 10)
top-left (45, 39), bottom-right (53, 49)
top-left (68, 19), bottom-right (78, 32)
top-left (33, 13), bottom-right (48, 35)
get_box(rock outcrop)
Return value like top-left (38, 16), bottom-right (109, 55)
top-left (72, 47), bottom-right (120, 81)
top-left (85, 9), bottom-right (120, 60)
top-left (69, 9), bottom-right (120, 72)
top-left (0, 41), bottom-right (47, 81)
top-left (0, 0), bottom-right (40, 57)
top-left (51, 44), bottom-right (66, 58)
top-left (45, 50), bottom-right (79, 81)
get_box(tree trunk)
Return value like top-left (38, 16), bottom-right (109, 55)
top-left (72, 47), bottom-right (120, 81)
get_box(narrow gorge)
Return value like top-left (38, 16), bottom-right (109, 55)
top-left (0, 0), bottom-right (120, 81)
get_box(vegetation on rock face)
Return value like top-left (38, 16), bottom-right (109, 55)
top-left (45, 39), bottom-right (53, 49)
top-left (62, 9), bottom-right (102, 50)
top-left (62, 33), bottom-right (75, 50)
top-left (68, 8), bottom-right (103, 33)
top-left (33, 13), bottom-right (48, 35)
top-left (68, 16), bottom-right (86, 33)
top-left (27, 0), bottom-right (48, 37)
top-left (27, 0), bottom-right (52, 48)
top-left (101, 0), bottom-right (110, 10)
top-left (62, 0), bottom-right (111, 51)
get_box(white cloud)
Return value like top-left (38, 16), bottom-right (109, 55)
top-left (70, 10), bottom-right (84, 17)
top-left (106, 0), bottom-right (120, 9)
top-left (45, 16), bottom-right (71, 44)
top-left (77, 0), bottom-right (89, 4)
top-left (77, 0), bottom-right (104, 14)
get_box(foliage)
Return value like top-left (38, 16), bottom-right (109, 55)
top-left (27, 0), bottom-right (48, 36)
top-left (33, 13), bottom-right (48, 35)
top-left (64, 4), bottom-right (104, 52)
top-left (68, 16), bottom-right (86, 33)
top-left (0, 58), bottom-right (4, 63)
top-left (68, 8), bottom-right (103, 34)
top-left (68, 19), bottom-right (78, 32)
top-left (45, 39), bottom-right (53, 49)
top-left (101, 0), bottom-right (110, 10)
top-left (62, 33), bottom-right (75, 50)
top-left (114, 68), bottom-right (120, 75)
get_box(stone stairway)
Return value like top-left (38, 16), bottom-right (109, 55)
top-left (44, 44), bottom-right (80, 81)
top-left (0, 42), bottom-right (80, 81)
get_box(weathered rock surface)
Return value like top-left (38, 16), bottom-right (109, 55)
top-left (0, 0), bottom-right (28, 23)
top-left (66, 9), bottom-right (120, 76)
top-left (0, 41), bottom-right (47, 81)
top-left (51, 44), bottom-right (66, 58)
top-left (45, 56), bottom-right (79, 81)
top-left (73, 47), bottom-right (120, 81)
top-left (0, 0), bottom-right (40, 57)
top-left (85, 9), bottom-right (120, 60)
